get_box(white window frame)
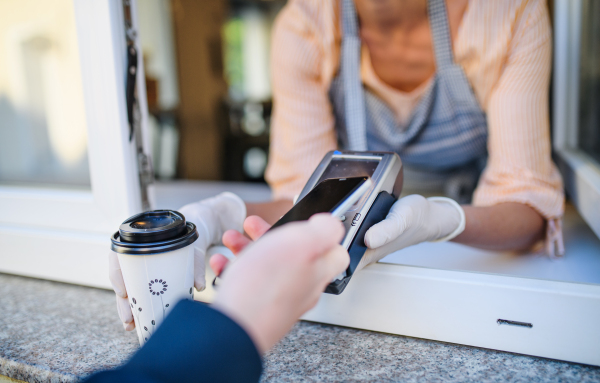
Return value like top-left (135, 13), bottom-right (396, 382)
top-left (553, 0), bottom-right (600, 239)
top-left (186, 0), bottom-right (599, 367)
top-left (0, 0), bottom-right (150, 289)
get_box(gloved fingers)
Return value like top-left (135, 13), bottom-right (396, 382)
top-left (354, 255), bottom-right (369, 274)
top-left (179, 202), bottom-right (220, 245)
top-left (355, 239), bottom-right (401, 274)
top-left (116, 294), bottom-right (134, 326)
top-left (364, 201), bottom-right (412, 249)
top-left (365, 215), bottom-right (408, 249)
top-left (196, 208), bottom-right (221, 246)
top-left (212, 192), bottom-right (247, 234)
top-left (111, 251), bottom-right (135, 331)
top-left (243, 215), bottom-right (271, 241)
top-left (108, 251), bottom-right (127, 298)
top-left (193, 246), bottom-right (206, 292)
top-left (179, 202), bottom-right (213, 297)
top-left (355, 246), bottom-right (381, 273)
top-left (179, 193), bottom-right (247, 251)
top-left (361, 212), bottom-right (434, 271)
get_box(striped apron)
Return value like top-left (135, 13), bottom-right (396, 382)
top-left (329, 0), bottom-right (488, 203)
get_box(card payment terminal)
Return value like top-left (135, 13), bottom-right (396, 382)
top-left (296, 151), bottom-right (403, 294)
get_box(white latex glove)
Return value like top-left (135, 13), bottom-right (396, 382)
top-left (109, 192), bottom-right (246, 331)
top-left (355, 194), bottom-right (466, 272)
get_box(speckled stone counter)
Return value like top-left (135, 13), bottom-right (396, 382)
top-left (1, 273), bottom-right (599, 383)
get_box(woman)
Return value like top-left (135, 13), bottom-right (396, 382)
top-left (260, 0), bottom-right (564, 255)
top-left (111, 0), bottom-right (564, 331)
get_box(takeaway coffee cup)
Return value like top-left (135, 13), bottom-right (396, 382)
top-left (111, 210), bottom-right (198, 346)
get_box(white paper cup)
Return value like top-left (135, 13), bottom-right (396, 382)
top-left (116, 244), bottom-right (194, 346)
top-left (111, 210), bottom-right (199, 346)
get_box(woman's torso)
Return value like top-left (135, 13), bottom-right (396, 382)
top-left (265, 0), bottom-right (562, 220)
top-left (329, 0), bottom-right (488, 200)
top-left (314, 0), bottom-right (524, 117)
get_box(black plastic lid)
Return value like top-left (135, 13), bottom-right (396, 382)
top-left (111, 210), bottom-right (199, 255)
top-left (119, 210), bottom-right (187, 243)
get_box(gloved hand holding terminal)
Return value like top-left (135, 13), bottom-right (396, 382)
top-left (357, 195), bottom-right (466, 271)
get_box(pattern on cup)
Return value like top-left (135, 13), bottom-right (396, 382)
top-left (128, 280), bottom-right (192, 345)
top-left (149, 279), bottom-right (170, 320)
top-left (130, 297), bottom-right (152, 340)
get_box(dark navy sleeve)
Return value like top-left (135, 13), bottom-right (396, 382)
top-left (85, 299), bottom-right (263, 383)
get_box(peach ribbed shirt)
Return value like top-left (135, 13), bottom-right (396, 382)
top-left (265, 0), bottom-right (564, 224)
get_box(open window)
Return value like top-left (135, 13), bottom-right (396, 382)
top-left (303, 0), bottom-right (600, 367)
top-left (552, 0), bottom-right (600, 239)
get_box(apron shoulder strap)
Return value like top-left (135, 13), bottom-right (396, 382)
top-left (339, 0), bottom-right (456, 151)
top-left (341, 0), bottom-right (368, 151)
top-left (428, 0), bottom-right (455, 70)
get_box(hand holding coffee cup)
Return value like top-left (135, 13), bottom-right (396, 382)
top-left (110, 210), bottom-right (198, 346)
top-left (109, 192), bottom-right (246, 342)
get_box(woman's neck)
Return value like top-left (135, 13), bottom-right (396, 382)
top-left (354, 0), bottom-right (429, 33)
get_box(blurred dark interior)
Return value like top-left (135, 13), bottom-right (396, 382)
top-left (139, 0), bottom-right (285, 184)
top-left (140, 0), bottom-right (600, 185)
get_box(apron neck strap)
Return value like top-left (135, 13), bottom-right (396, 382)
top-left (338, 0), bottom-right (456, 151)
top-left (341, 0), bottom-right (368, 151)
top-left (342, 0), bottom-right (359, 38)
top-left (428, 0), bottom-right (455, 69)
top-left (342, 0), bottom-right (456, 68)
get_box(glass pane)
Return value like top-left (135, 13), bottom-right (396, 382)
top-left (579, 0), bottom-right (600, 163)
top-left (0, 0), bottom-right (90, 188)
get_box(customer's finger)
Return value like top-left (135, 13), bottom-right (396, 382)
top-left (123, 321), bottom-right (135, 331)
top-left (244, 214), bottom-right (343, 266)
top-left (108, 251), bottom-right (127, 298)
top-left (243, 215), bottom-right (271, 241)
top-left (210, 253), bottom-right (230, 276)
top-left (222, 229), bottom-right (251, 255)
top-left (304, 214), bottom-right (345, 256)
top-left (317, 244), bottom-right (350, 282)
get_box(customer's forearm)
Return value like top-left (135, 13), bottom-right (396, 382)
top-left (85, 300), bottom-right (262, 383)
top-left (453, 203), bottom-right (545, 251)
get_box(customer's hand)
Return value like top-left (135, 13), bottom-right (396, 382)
top-left (212, 214), bottom-right (349, 353)
top-left (356, 195), bottom-right (466, 271)
top-left (209, 215), bottom-right (271, 277)
top-left (109, 192), bottom-right (246, 331)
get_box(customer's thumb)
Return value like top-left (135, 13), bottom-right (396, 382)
top-left (305, 214), bottom-right (345, 253)
top-left (317, 244), bottom-right (349, 282)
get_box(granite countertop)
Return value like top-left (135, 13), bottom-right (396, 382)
top-left (1, 273), bottom-right (599, 383)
